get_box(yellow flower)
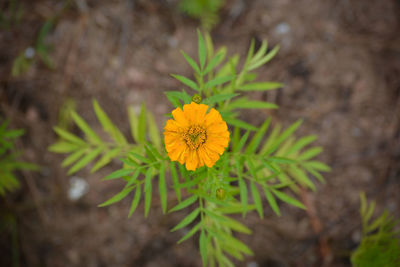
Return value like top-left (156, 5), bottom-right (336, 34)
top-left (164, 102), bottom-right (230, 171)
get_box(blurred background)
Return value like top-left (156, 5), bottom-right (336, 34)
top-left (1, 0), bottom-right (399, 266)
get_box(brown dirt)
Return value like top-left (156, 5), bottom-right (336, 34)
top-left (1, 0), bottom-right (400, 266)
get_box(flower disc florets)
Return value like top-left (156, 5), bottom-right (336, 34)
top-left (164, 102), bottom-right (230, 171)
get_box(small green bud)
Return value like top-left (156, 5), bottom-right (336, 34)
top-left (216, 188), bottom-right (226, 200)
top-left (192, 94), bottom-right (202, 104)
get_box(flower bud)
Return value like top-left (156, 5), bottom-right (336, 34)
top-left (192, 94), bottom-right (202, 104)
top-left (216, 188), bottom-right (226, 200)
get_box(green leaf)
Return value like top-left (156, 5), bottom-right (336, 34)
top-left (285, 135), bottom-right (317, 155)
top-left (169, 195), bottom-right (198, 213)
top-left (181, 50), bottom-right (201, 74)
top-left (125, 168), bottom-right (141, 187)
top-left (147, 112), bottom-right (161, 150)
top-left (264, 188), bottom-right (280, 216)
top-left (204, 49), bottom-right (225, 75)
top-left (199, 230), bottom-right (208, 265)
top-left (239, 82), bottom-right (283, 91)
top-left (233, 131), bottom-right (249, 153)
top-left (93, 99), bottom-right (127, 145)
top-left (267, 156), bottom-right (296, 164)
top-left (272, 189), bottom-right (305, 209)
top-left (224, 216), bottom-right (252, 234)
top-left (298, 147), bottom-right (323, 161)
top-left (171, 208), bottom-right (200, 232)
top-left (138, 103), bottom-right (147, 143)
top-left (91, 148), bottom-right (121, 173)
top-left (128, 152), bottom-right (150, 164)
top-left (99, 185), bottom-right (134, 207)
top-left (171, 74), bottom-right (200, 92)
top-left (219, 232), bottom-right (253, 255)
top-left (288, 166), bottom-right (316, 191)
top-left (228, 99), bottom-right (278, 110)
top-left (250, 181), bottom-right (263, 218)
top-left (224, 117), bottom-right (257, 131)
top-left (53, 127), bottom-right (85, 145)
top-left (177, 222), bottom-right (201, 244)
top-left (246, 118), bottom-right (271, 154)
top-left (204, 93), bottom-right (239, 106)
top-left (103, 168), bottom-right (133, 180)
top-left (248, 45), bottom-right (280, 71)
top-left (48, 142), bottom-right (79, 153)
top-left (197, 29), bottom-right (206, 69)
top-left (170, 162), bottom-right (181, 202)
top-left (159, 162), bottom-right (167, 214)
top-left (204, 75), bottom-right (235, 89)
top-left (128, 185), bottom-right (141, 217)
top-left (236, 161), bottom-right (248, 217)
top-left (144, 167), bottom-right (154, 217)
top-left (304, 161), bottom-right (331, 172)
top-left (264, 120), bottom-right (303, 155)
top-left (68, 147), bottom-right (102, 175)
top-left (61, 149), bottom-right (86, 167)
top-left (71, 111), bottom-right (102, 144)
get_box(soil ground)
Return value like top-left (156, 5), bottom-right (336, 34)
top-left (1, 0), bottom-right (400, 266)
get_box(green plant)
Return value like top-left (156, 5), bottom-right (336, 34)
top-left (351, 193), bottom-right (400, 267)
top-left (0, 0), bottom-right (24, 29)
top-left (0, 120), bottom-right (37, 196)
top-left (50, 30), bottom-right (330, 266)
top-left (178, 0), bottom-right (225, 30)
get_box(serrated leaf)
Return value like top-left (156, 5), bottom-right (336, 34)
top-left (144, 167), bottom-right (153, 217)
top-left (239, 82), bottom-right (283, 91)
top-left (181, 50), bottom-right (201, 74)
top-left (159, 162), bottom-right (167, 214)
top-left (71, 111), bottom-right (102, 144)
top-left (272, 189), bottom-right (305, 209)
top-left (169, 195), bottom-right (198, 213)
top-left (98, 185), bottom-right (134, 207)
top-left (171, 208), bottom-right (200, 232)
top-left (197, 29), bottom-right (206, 69)
top-left (177, 222), bottom-right (201, 244)
top-left (68, 147), bottom-right (102, 175)
top-left (128, 185), bottom-right (141, 217)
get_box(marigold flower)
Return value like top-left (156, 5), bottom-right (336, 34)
top-left (164, 102), bottom-right (230, 171)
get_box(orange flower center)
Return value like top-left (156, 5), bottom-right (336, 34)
top-left (182, 125), bottom-right (207, 150)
